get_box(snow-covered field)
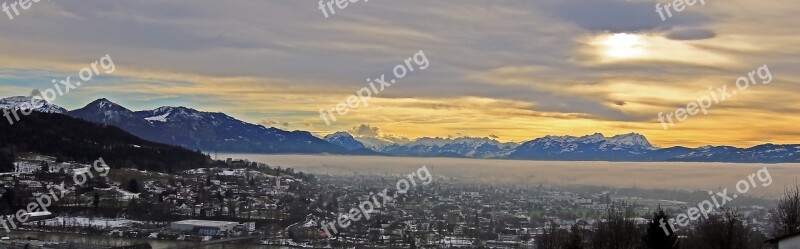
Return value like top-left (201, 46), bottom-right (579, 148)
top-left (11, 154), bottom-right (108, 176)
top-left (38, 217), bottom-right (141, 229)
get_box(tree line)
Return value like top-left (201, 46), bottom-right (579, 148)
top-left (537, 184), bottom-right (800, 249)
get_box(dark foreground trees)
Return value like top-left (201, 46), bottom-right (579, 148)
top-left (770, 183), bottom-right (800, 237)
top-left (537, 205), bottom-right (771, 249)
top-left (589, 206), bottom-right (641, 249)
top-left (538, 205), bottom-right (642, 249)
top-left (681, 210), bottom-right (767, 249)
top-left (536, 223), bottom-right (571, 249)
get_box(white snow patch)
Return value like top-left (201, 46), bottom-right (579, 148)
top-left (145, 111), bottom-right (171, 122)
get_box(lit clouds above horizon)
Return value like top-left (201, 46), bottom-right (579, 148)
top-left (0, 0), bottom-right (799, 147)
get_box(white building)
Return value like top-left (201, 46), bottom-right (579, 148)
top-left (767, 232), bottom-right (800, 249)
top-left (13, 162), bottom-right (40, 174)
top-left (244, 222), bottom-right (256, 232)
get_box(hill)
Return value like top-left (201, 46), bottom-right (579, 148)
top-left (0, 110), bottom-right (223, 173)
top-left (69, 98), bottom-right (348, 154)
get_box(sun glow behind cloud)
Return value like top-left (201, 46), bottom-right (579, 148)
top-left (600, 33), bottom-right (647, 59)
top-left (586, 32), bottom-right (734, 66)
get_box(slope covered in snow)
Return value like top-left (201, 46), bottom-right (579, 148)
top-left (0, 96), bottom-right (68, 114)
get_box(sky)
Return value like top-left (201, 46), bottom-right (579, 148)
top-left (0, 0), bottom-right (798, 147)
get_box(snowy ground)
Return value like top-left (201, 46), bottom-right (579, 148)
top-left (37, 217), bottom-right (141, 229)
top-left (114, 188), bottom-right (141, 200)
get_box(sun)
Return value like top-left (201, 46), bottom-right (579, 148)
top-left (600, 33), bottom-right (646, 59)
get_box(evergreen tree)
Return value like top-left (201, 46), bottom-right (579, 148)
top-left (0, 188), bottom-right (15, 212)
top-left (127, 178), bottom-right (141, 193)
top-left (93, 192), bottom-right (100, 208)
top-left (40, 160), bottom-right (49, 173)
top-left (0, 150), bottom-right (14, 173)
top-left (643, 206), bottom-right (678, 249)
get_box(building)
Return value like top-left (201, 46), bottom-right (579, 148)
top-left (13, 161), bottom-right (40, 174)
top-left (25, 211), bottom-right (55, 222)
top-left (767, 232), bottom-right (800, 248)
top-left (244, 222), bottom-right (256, 232)
top-left (170, 220), bottom-right (240, 236)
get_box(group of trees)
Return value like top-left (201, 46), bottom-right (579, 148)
top-left (770, 184), bottom-right (800, 237)
top-left (538, 184), bottom-right (800, 249)
top-left (538, 207), bottom-right (766, 249)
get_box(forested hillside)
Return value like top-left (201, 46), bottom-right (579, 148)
top-left (0, 110), bottom-right (224, 173)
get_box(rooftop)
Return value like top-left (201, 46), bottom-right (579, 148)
top-left (172, 220), bottom-right (239, 227)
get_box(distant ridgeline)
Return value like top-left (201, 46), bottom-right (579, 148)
top-left (0, 110), bottom-right (223, 173)
top-left (2, 96), bottom-right (799, 163)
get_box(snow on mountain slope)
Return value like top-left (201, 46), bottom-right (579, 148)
top-left (144, 111), bottom-right (170, 122)
top-left (0, 96), bottom-right (68, 114)
top-left (7, 95), bottom-right (791, 163)
top-left (68, 98), bottom-right (348, 154)
top-left (323, 132), bottom-right (366, 151)
top-left (509, 133), bottom-right (656, 160)
top-left (605, 133), bottom-right (654, 150)
top-left (353, 136), bottom-right (398, 151)
top-left (381, 136), bottom-right (518, 158)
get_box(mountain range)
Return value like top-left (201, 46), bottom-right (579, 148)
top-left (2, 96), bottom-right (799, 163)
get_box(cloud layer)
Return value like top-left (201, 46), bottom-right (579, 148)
top-left (0, 0), bottom-right (799, 147)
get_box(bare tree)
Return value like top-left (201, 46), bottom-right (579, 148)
top-left (682, 209), bottom-right (764, 249)
top-left (566, 224), bottom-right (585, 249)
top-left (537, 221), bottom-right (570, 249)
top-left (590, 205), bottom-right (642, 249)
top-left (770, 183), bottom-right (800, 237)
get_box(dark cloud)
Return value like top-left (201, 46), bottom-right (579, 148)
top-left (351, 124), bottom-right (381, 137)
top-left (666, 29), bottom-right (716, 40)
top-left (541, 0), bottom-right (710, 32)
top-left (261, 119), bottom-right (290, 128)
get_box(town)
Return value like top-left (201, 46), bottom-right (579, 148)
top-left (0, 153), bottom-right (775, 248)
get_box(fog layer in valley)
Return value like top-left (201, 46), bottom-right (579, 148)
top-left (221, 154), bottom-right (799, 199)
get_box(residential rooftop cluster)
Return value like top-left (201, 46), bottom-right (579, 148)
top-left (0, 154), bottom-right (777, 248)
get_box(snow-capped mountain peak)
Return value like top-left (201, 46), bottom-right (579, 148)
top-left (67, 98), bottom-right (347, 154)
top-left (69, 98), bottom-right (137, 124)
top-left (0, 96), bottom-right (68, 114)
top-left (529, 132), bottom-right (653, 150)
top-left (84, 98), bottom-right (131, 113)
top-left (94, 98), bottom-right (118, 109)
top-left (509, 132), bottom-right (659, 160)
top-left (8, 95), bottom-right (791, 163)
top-left (580, 133), bottom-right (606, 142)
top-left (606, 133), bottom-right (653, 149)
top-left (139, 106), bottom-right (223, 123)
top-left (323, 132), bottom-right (366, 151)
top-left (353, 136), bottom-right (397, 151)
top-left (374, 136), bottom-right (518, 158)
top-left (325, 131), bottom-right (353, 139)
